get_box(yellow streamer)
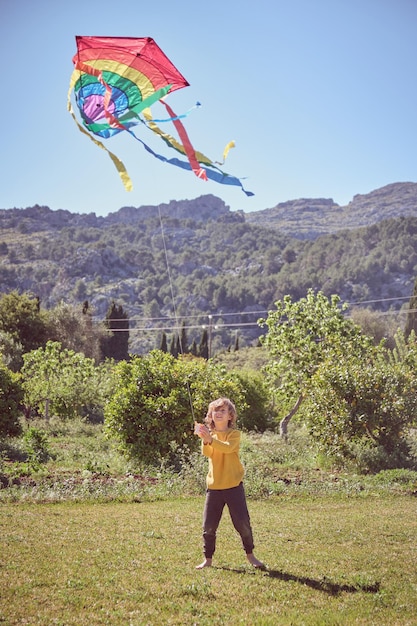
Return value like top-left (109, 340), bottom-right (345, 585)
top-left (222, 140), bottom-right (235, 163)
top-left (67, 71), bottom-right (133, 191)
top-left (143, 108), bottom-right (235, 169)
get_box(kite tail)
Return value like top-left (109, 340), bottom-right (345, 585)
top-left (67, 71), bottom-right (133, 191)
top-left (139, 108), bottom-right (254, 196)
top-left (69, 61), bottom-right (253, 195)
top-left (160, 100), bottom-right (208, 180)
top-left (150, 102), bottom-right (201, 123)
top-left (213, 140), bottom-right (236, 165)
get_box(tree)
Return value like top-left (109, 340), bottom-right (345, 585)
top-left (21, 341), bottom-right (99, 420)
top-left (159, 332), bottom-right (168, 352)
top-left (72, 279), bottom-right (88, 300)
top-left (180, 322), bottom-right (188, 354)
top-left (350, 306), bottom-right (398, 349)
top-left (101, 301), bottom-right (129, 361)
top-left (199, 329), bottom-right (209, 360)
top-left (260, 290), bottom-right (374, 437)
top-left (261, 290), bottom-right (417, 470)
top-left (309, 334), bottom-right (417, 470)
top-left (46, 301), bottom-right (105, 362)
top-left (234, 334), bottom-right (240, 352)
top-left (104, 351), bottom-right (245, 465)
top-left (405, 276), bottom-right (417, 338)
top-left (189, 339), bottom-right (198, 356)
top-left (169, 334), bottom-right (178, 357)
top-left (0, 291), bottom-right (48, 353)
top-left (0, 363), bottom-right (23, 438)
top-left (0, 330), bottom-right (24, 372)
top-left (233, 370), bottom-right (274, 432)
top-left (176, 334), bottom-right (181, 357)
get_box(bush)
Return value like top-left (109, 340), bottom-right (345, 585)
top-left (346, 439), bottom-right (415, 474)
top-left (104, 351), bottom-right (245, 465)
top-left (0, 363), bottom-right (23, 439)
top-left (233, 370), bottom-right (275, 432)
top-left (307, 348), bottom-right (417, 471)
top-left (23, 427), bottom-right (50, 464)
top-left (21, 341), bottom-right (101, 420)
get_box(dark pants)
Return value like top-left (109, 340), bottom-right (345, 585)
top-left (202, 482), bottom-right (255, 558)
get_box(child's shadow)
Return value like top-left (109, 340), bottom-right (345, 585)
top-left (217, 567), bottom-right (380, 596)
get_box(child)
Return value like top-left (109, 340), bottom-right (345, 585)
top-left (194, 397), bottom-right (264, 570)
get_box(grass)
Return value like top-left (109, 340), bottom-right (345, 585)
top-left (2, 420), bottom-right (417, 504)
top-left (1, 496), bottom-right (417, 625)
top-left (1, 419), bottom-right (417, 624)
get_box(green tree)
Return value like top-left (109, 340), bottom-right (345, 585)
top-left (405, 275), bottom-right (417, 338)
top-left (72, 279), bottom-right (88, 300)
top-left (233, 370), bottom-right (274, 432)
top-left (104, 351), bottom-right (245, 465)
top-left (176, 334), bottom-right (181, 357)
top-left (260, 290), bottom-right (374, 437)
top-left (0, 363), bottom-right (23, 438)
top-left (0, 330), bottom-right (24, 371)
top-left (234, 334), bottom-right (240, 352)
top-left (189, 339), bottom-right (198, 356)
top-left (169, 334), bottom-right (178, 357)
top-left (199, 329), bottom-right (209, 360)
top-left (159, 332), bottom-right (168, 352)
top-left (21, 341), bottom-right (98, 420)
top-left (81, 358), bottom-right (117, 423)
top-left (47, 301), bottom-right (105, 362)
top-left (349, 307), bottom-right (398, 349)
top-left (261, 290), bottom-right (417, 469)
top-left (101, 301), bottom-right (129, 361)
top-left (180, 322), bottom-right (188, 354)
top-left (0, 291), bottom-right (48, 353)
top-left (309, 336), bottom-right (417, 470)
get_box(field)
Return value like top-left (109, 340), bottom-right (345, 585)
top-left (1, 421), bottom-right (417, 624)
top-left (1, 496), bottom-right (417, 625)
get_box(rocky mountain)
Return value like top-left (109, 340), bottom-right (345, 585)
top-left (245, 182), bottom-right (417, 239)
top-left (0, 194), bottom-right (237, 234)
top-left (3, 182), bottom-right (417, 238)
top-left (1, 182), bottom-right (417, 353)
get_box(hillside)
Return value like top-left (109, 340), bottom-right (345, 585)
top-left (245, 182), bottom-right (417, 239)
top-left (1, 182), bottom-right (417, 353)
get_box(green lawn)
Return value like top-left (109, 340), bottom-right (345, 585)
top-left (1, 495), bottom-right (416, 625)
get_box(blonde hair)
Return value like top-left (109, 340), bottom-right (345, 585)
top-left (205, 397), bottom-right (237, 431)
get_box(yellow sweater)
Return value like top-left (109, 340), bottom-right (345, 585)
top-left (202, 429), bottom-right (245, 490)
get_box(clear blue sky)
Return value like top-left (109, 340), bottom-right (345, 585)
top-left (1, 0), bottom-right (417, 217)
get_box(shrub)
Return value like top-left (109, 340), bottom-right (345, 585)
top-left (23, 427), bottom-right (50, 464)
top-left (346, 440), bottom-right (415, 474)
top-left (104, 351), bottom-right (245, 465)
top-left (233, 370), bottom-right (275, 432)
top-left (307, 349), bottom-right (417, 471)
top-left (0, 363), bottom-right (23, 439)
top-left (21, 341), bottom-right (104, 420)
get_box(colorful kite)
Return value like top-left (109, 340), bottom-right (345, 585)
top-left (68, 36), bottom-right (253, 195)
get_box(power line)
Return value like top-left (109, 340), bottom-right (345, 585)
top-left (346, 295), bottom-right (412, 306)
top-left (95, 309), bottom-right (269, 323)
top-left (92, 292), bottom-right (417, 340)
top-left (97, 294), bottom-right (415, 326)
top-left (106, 310), bottom-right (417, 333)
top-left (108, 321), bottom-right (261, 332)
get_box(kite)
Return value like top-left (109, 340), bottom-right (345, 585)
top-left (68, 36), bottom-right (253, 195)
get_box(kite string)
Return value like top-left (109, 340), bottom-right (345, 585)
top-left (157, 205), bottom-right (196, 422)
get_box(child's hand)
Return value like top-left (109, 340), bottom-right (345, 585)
top-left (194, 422), bottom-right (212, 444)
top-left (194, 422), bottom-right (205, 437)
